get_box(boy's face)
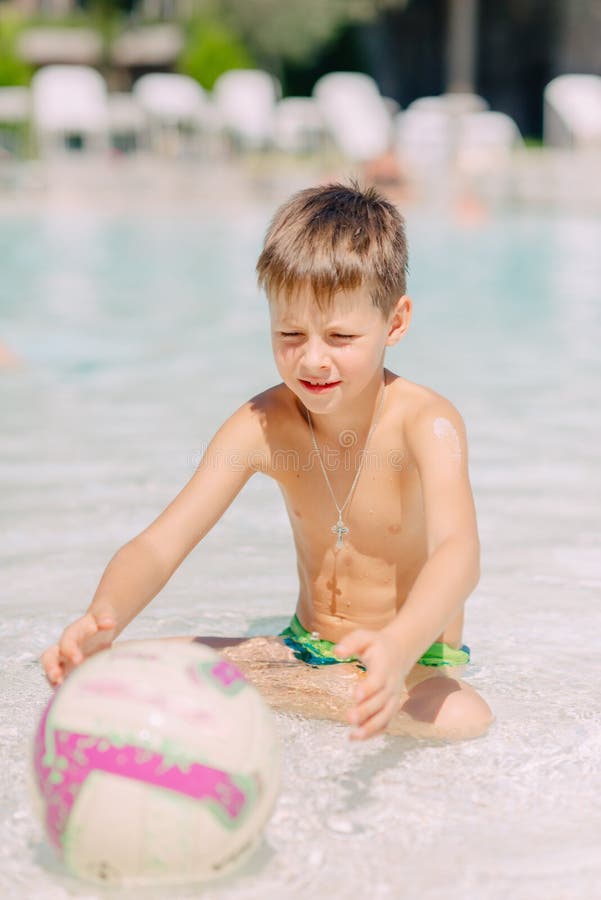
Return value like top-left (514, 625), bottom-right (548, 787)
top-left (270, 285), bottom-right (410, 413)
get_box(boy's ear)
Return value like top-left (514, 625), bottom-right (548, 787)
top-left (385, 295), bottom-right (412, 346)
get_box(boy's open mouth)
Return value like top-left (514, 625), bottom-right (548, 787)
top-left (299, 379), bottom-right (341, 394)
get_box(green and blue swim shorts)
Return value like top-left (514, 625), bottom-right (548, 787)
top-left (279, 614), bottom-right (470, 669)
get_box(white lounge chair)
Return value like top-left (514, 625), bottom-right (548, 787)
top-left (31, 65), bottom-right (109, 155)
top-left (409, 93), bottom-right (488, 116)
top-left (133, 73), bottom-right (210, 156)
top-left (544, 74), bottom-right (601, 149)
top-left (274, 97), bottom-right (324, 154)
top-left (312, 72), bottom-right (392, 162)
top-left (107, 93), bottom-right (147, 155)
top-left (456, 110), bottom-right (522, 172)
top-left (212, 69), bottom-right (280, 151)
top-left (395, 107), bottom-right (455, 171)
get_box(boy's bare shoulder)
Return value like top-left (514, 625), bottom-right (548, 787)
top-left (227, 384), bottom-right (299, 465)
top-left (247, 382), bottom-right (300, 423)
top-left (206, 385), bottom-right (291, 477)
top-left (387, 374), bottom-right (466, 439)
top-left (224, 383), bottom-right (292, 428)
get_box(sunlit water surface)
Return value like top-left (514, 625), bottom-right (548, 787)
top-left (1, 197), bottom-right (600, 899)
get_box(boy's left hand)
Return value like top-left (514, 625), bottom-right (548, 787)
top-left (334, 627), bottom-right (409, 740)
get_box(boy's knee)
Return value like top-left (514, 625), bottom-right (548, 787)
top-left (438, 686), bottom-right (494, 737)
top-left (402, 677), bottom-right (494, 738)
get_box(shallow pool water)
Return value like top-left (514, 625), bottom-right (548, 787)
top-left (1, 194), bottom-right (600, 899)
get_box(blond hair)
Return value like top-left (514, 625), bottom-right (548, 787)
top-left (256, 181), bottom-right (408, 315)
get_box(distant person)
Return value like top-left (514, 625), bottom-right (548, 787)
top-left (360, 151), bottom-right (416, 207)
top-left (0, 343), bottom-right (20, 368)
top-left (454, 187), bottom-right (489, 227)
top-left (42, 182), bottom-right (493, 741)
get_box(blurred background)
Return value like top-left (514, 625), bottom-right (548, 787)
top-left (0, 0), bottom-right (600, 212)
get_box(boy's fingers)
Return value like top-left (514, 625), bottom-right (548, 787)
top-left (60, 637), bottom-right (84, 664)
top-left (65, 616), bottom-right (97, 646)
top-left (350, 697), bottom-right (397, 740)
top-left (354, 670), bottom-right (386, 703)
top-left (350, 687), bottom-right (387, 727)
top-left (42, 653), bottom-right (64, 687)
top-left (40, 646), bottom-right (55, 666)
top-left (334, 629), bottom-right (374, 660)
top-left (41, 649), bottom-right (61, 686)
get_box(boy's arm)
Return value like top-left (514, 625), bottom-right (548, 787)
top-left (335, 399), bottom-right (480, 738)
top-left (384, 400), bottom-right (480, 664)
top-left (42, 400), bottom-right (267, 684)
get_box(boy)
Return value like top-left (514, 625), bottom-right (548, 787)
top-left (42, 183), bottom-right (493, 742)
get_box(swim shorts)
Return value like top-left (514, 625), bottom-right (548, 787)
top-left (279, 614), bottom-right (470, 669)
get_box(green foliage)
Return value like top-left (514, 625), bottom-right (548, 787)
top-left (178, 18), bottom-right (255, 90)
top-left (192, 0), bottom-right (408, 66)
top-left (218, 0), bottom-right (350, 65)
top-left (85, 1), bottom-right (125, 44)
top-left (0, 16), bottom-right (33, 87)
top-left (523, 136), bottom-right (543, 148)
top-left (0, 53), bottom-right (32, 89)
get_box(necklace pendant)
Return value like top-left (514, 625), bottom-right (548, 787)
top-left (307, 378), bottom-right (385, 554)
top-left (331, 517), bottom-right (349, 548)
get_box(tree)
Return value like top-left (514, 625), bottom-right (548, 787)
top-left (189, 0), bottom-right (409, 69)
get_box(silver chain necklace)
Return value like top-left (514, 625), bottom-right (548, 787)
top-left (305, 379), bottom-right (386, 549)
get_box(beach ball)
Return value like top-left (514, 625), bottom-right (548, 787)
top-left (31, 640), bottom-right (282, 885)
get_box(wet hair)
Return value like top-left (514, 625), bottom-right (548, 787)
top-left (256, 181), bottom-right (408, 316)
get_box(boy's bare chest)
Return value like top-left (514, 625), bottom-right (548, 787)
top-left (275, 447), bottom-right (425, 629)
top-left (273, 437), bottom-right (425, 567)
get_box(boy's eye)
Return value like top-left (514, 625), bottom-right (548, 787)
top-left (278, 330), bottom-right (354, 340)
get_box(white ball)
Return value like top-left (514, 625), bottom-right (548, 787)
top-left (31, 640), bottom-right (282, 885)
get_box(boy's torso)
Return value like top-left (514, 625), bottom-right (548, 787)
top-left (251, 372), bottom-right (465, 647)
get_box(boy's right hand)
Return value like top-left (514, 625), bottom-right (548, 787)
top-left (41, 610), bottom-right (117, 687)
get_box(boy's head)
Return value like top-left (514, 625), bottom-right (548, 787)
top-left (257, 181), bottom-right (408, 316)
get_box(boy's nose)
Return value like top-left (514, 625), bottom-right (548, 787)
top-left (302, 337), bottom-right (330, 372)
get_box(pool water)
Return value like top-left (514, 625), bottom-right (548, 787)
top-left (1, 195), bottom-right (600, 899)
